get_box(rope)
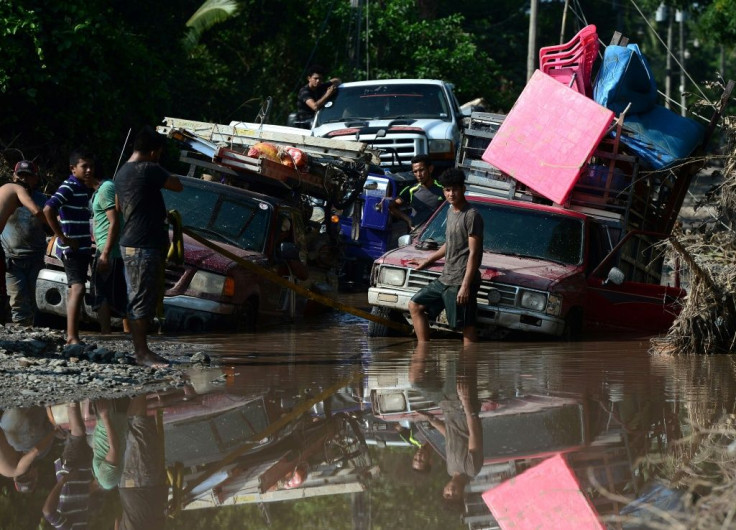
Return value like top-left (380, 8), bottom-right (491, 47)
top-left (181, 226), bottom-right (412, 334)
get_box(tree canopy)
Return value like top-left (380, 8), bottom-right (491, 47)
top-left (0, 0), bottom-right (731, 180)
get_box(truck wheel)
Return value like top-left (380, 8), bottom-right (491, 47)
top-left (563, 308), bottom-right (583, 341)
top-left (235, 297), bottom-right (258, 332)
top-left (367, 306), bottom-right (400, 337)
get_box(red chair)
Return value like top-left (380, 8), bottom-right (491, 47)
top-left (539, 25), bottom-right (599, 97)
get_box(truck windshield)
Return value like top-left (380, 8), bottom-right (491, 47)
top-left (163, 181), bottom-right (271, 252)
top-left (420, 202), bottom-right (584, 266)
top-left (315, 84), bottom-right (452, 126)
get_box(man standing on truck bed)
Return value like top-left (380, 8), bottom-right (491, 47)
top-left (115, 125), bottom-right (182, 368)
top-left (296, 65), bottom-right (340, 123)
top-left (389, 154), bottom-right (444, 231)
top-left (408, 168), bottom-right (483, 344)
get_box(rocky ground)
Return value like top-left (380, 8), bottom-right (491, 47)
top-left (0, 324), bottom-right (212, 408)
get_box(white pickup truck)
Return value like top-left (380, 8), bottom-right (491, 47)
top-left (311, 79), bottom-right (464, 171)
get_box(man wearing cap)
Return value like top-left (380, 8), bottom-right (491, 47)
top-left (0, 161), bottom-right (47, 324)
top-left (1, 160), bottom-right (49, 326)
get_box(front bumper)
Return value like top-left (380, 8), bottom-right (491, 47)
top-left (368, 286), bottom-right (566, 337)
top-left (35, 268), bottom-right (237, 331)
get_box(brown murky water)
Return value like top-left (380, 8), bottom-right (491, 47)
top-left (4, 293), bottom-right (736, 529)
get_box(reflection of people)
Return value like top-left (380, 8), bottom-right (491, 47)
top-left (0, 406), bottom-right (57, 493)
top-left (92, 397), bottom-right (131, 491)
top-left (90, 174), bottom-right (128, 334)
top-left (116, 394), bottom-right (167, 530)
top-left (411, 344), bottom-right (482, 509)
top-left (43, 402), bottom-right (94, 528)
top-left (395, 422), bottom-right (432, 473)
top-left (1, 160), bottom-right (48, 325)
top-left (44, 149), bottom-right (96, 345)
top-left (389, 154), bottom-right (444, 231)
top-left (296, 65), bottom-right (340, 123)
top-left (115, 126), bottom-right (182, 368)
top-left (408, 168), bottom-right (484, 344)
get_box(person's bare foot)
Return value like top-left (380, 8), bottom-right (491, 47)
top-left (135, 350), bottom-right (170, 368)
top-left (66, 337), bottom-right (81, 345)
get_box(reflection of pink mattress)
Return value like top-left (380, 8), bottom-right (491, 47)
top-left (482, 453), bottom-right (604, 529)
top-left (482, 71), bottom-right (614, 205)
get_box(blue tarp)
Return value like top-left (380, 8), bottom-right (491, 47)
top-left (594, 44), bottom-right (658, 115)
top-left (617, 105), bottom-right (705, 170)
top-left (594, 43), bottom-right (705, 169)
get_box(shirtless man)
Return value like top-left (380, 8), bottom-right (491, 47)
top-left (0, 164), bottom-right (47, 323)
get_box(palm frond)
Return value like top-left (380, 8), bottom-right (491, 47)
top-left (185, 0), bottom-right (239, 35)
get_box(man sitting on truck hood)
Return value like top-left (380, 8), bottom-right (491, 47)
top-left (389, 154), bottom-right (445, 232)
top-left (296, 65), bottom-right (340, 123)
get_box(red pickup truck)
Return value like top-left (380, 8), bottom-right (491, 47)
top-left (367, 194), bottom-right (685, 339)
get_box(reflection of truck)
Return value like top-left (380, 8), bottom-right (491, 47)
top-left (366, 112), bottom-right (688, 339)
top-left (311, 79), bottom-right (464, 171)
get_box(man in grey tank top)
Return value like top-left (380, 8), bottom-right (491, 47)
top-left (408, 168), bottom-right (484, 344)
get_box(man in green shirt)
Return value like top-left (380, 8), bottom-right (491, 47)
top-left (90, 176), bottom-right (128, 333)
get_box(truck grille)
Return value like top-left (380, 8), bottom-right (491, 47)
top-left (365, 137), bottom-right (423, 166)
top-left (406, 269), bottom-right (519, 307)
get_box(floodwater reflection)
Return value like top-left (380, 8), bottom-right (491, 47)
top-left (3, 308), bottom-right (736, 529)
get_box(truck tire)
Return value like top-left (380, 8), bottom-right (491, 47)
top-left (235, 297), bottom-right (258, 332)
top-left (367, 306), bottom-right (400, 337)
top-left (563, 308), bottom-right (583, 341)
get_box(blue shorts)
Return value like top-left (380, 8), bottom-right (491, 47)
top-left (121, 247), bottom-right (164, 321)
top-left (411, 279), bottom-right (479, 329)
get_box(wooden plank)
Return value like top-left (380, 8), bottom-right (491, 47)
top-left (159, 117), bottom-right (381, 164)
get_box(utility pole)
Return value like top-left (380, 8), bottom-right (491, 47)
top-left (666, 9), bottom-right (673, 110)
top-left (560, 0), bottom-right (570, 44)
top-left (678, 9), bottom-right (686, 117)
top-left (527, 0), bottom-right (538, 81)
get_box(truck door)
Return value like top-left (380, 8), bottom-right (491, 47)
top-left (585, 230), bottom-right (684, 333)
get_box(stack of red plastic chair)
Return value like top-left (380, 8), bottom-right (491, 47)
top-left (539, 25), bottom-right (599, 97)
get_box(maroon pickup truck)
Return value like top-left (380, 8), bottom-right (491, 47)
top-left (35, 176), bottom-right (335, 332)
top-left (367, 194), bottom-right (685, 339)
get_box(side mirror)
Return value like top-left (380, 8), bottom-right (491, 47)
top-left (398, 234), bottom-right (412, 247)
top-left (603, 267), bottom-right (625, 286)
top-left (279, 241), bottom-right (300, 260)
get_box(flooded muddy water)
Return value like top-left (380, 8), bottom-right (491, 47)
top-left (3, 293), bottom-right (736, 529)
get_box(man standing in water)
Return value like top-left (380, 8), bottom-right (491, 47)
top-left (115, 126), bottom-right (182, 367)
top-left (408, 168), bottom-right (484, 344)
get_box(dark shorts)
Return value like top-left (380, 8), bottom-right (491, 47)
top-left (62, 434), bottom-right (92, 468)
top-left (90, 254), bottom-right (128, 316)
top-left (62, 253), bottom-right (91, 286)
top-left (0, 245), bottom-right (5, 299)
top-left (120, 416), bottom-right (166, 488)
top-left (411, 279), bottom-right (479, 329)
top-left (121, 246), bottom-right (164, 321)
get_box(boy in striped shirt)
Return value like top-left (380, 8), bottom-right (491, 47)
top-left (44, 149), bottom-right (95, 345)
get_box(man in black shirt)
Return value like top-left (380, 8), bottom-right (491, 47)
top-left (296, 65), bottom-right (340, 123)
top-left (115, 126), bottom-right (182, 367)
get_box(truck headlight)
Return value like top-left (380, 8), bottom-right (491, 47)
top-left (546, 294), bottom-right (562, 316)
top-left (428, 139), bottom-right (453, 154)
top-left (378, 267), bottom-right (406, 287)
top-left (190, 271), bottom-right (235, 297)
top-left (520, 290), bottom-right (547, 312)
